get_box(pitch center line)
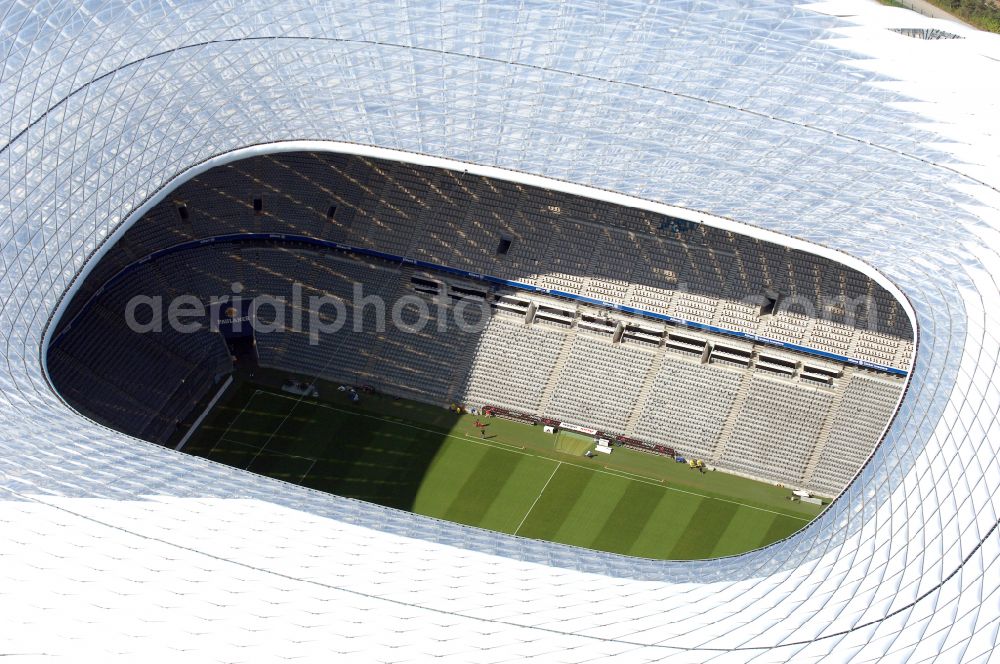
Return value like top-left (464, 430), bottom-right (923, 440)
top-left (514, 461), bottom-right (562, 536)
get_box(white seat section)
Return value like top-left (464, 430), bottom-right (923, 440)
top-left (583, 228), bottom-right (639, 303)
top-left (536, 218), bottom-right (600, 295)
top-left (544, 335), bottom-right (655, 432)
top-left (632, 358), bottom-right (743, 459)
top-left (461, 319), bottom-right (565, 413)
top-left (808, 373), bottom-right (904, 495)
top-left (45, 153), bottom-right (914, 497)
top-left (110, 153), bottom-right (915, 371)
top-left (716, 300), bottom-right (761, 334)
top-left (718, 375), bottom-right (835, 486)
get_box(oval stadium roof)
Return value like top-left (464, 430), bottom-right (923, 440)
top-left (1, 0), bottom-right (999, 661)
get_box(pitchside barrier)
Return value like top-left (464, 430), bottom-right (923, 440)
top-left (484, 404), bottom-right (677, 459)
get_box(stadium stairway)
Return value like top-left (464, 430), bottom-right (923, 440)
top-left (623, 345), bottom-right (671, 433)
top-left (536, 329), bottom-right (577, 416)
top-left (801, 365), bottom-right (857, 488)
top-left (711, 367), bottom-right (756, 462)
top-left (355, 265), bottom-right (412, 388)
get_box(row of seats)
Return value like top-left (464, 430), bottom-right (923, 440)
top-left (811, 319), bottom-right (855, 354)
top-left (84, 151), bottom-right (915, 369)
top-left (716, 300), bottom-right (760, 333)
top-left (545, 335), bottom-right (656, 432)
top-left (719, 376), bottom-right (835, 486)
top-left (808, 375), bottom-right (904, 495)
top-left (537, 221), bottom-right (598, 294)
top-left (49, 256), bottom-right (233, 443)
top-left (584, 228), bottom-right (640, 302)
top-left (369, 297), bottom-right (477, 402)
top-left (251, 250), bottom-right (402, 386)
top-left (763, 312), bottom-right (810, 343)
top-left (463, 319), bottom-right (565, 413)
top-left (53, 236), bottom-right (906, 494)
top-left (633, 358), bottom-right (743, 459)
top-left (671, 292), bottom-right (718, 324)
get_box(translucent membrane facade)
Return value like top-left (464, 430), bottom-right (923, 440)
top-left (1, 1), bottom-right (999, 661)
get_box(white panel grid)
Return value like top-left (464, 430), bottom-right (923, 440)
top-left (0, 0), bottom-right (998, 661)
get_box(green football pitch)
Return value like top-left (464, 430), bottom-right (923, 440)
top-left (182, 382), bottom-right (824, 560)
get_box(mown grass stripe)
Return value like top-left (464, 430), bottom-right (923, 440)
top-left (760, 512), bottom-right (805, 546)
top-left (627, 494), bottom-right (704, 559)
top-left (513, 461), bottom-right (562, 535)
top-left (411, 440), bottom-right (487, 516)
top-left (444, 448), bottom-right (522, 526)
top-left (551, 472), bottom-right (630, 548)
top-left (591, 481), bottom-right (667, 556)
top-left (515, 464), bottom-right (591, 541)
top-left (478, 457), bottom-right (560, 534)
top-left (668, 499), bottom-right (739, 560)
top-left (709, 506), bottom-right (779, 558)
top-left (246, 451), bottom-right (315, 485)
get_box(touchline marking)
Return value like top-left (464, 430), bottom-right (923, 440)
top-left (604, 466), bottom-right (663, 483)
top-left (258, 389), bottom-right (812, 522)
top-left (514, 461), bottom-right (561, 536)
top-left (464, 432), bottom-right (524, 450)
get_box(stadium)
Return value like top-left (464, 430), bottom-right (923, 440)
top-left (46, 150), bottom-right (911, 557)
top-left (2, 0), bottom-right (1000, 661)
